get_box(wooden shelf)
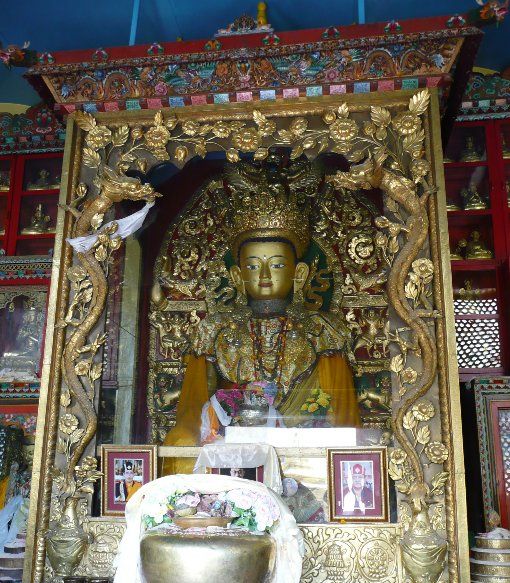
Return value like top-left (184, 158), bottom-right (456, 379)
top-left (444, 160), bottom-right (488, 168)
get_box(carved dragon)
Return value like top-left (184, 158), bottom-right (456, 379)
top-left (329, 155), bottom-right (436, 490)
top-left (61, 167), bottom-right (159, 484)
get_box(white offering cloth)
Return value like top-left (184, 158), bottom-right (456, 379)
top-left (113, 473), bottom-right (304, 583)
top-left (193, 443), bottom-right (283, 494)
top-left (66, 201), bottom-right (154, 253)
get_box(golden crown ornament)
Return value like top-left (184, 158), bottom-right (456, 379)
top-left (223, 152), bottom-right (321, 259)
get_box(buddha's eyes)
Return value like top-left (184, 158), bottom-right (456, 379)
top-left (245, 264), bottom-right (259, 270)
top-left (271, 263), bottom-right (285, 269)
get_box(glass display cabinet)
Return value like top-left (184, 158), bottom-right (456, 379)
top-left (445, 121), bottom-right (510, 380)
top-left (0, 152), bottom-right (62, 257)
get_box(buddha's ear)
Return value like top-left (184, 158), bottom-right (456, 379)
top-left (294, 262), bottom-right (310, 293)
top-left (230, 265), bottom-right (245, 294)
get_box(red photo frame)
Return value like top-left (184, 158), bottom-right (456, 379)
top-left (101, 445), bottom-right (157, 516)
top-left (327, 447), bottom-right (389, 522)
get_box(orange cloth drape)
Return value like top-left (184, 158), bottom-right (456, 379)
top-left (318, 354), bottom-right (361, 427)
top-left (161, 354), bottom-right (209, 475)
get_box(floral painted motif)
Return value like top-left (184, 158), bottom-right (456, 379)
top-left (27, 35), bottom-right (463, 105)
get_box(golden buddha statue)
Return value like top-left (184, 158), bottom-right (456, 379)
top-left (465, 230), bottom-right (493, 260)
top-left (450, 238), bottom-right (466, 261)
top-left (460, 183), bottom-right (488, 211)
top-left (445, 199), bottom-right (461, 212)
top-left (161, 156), bottom-right (360, 473)
top-left (0, 171), bottom-right (9, 192)
top-left (460, 136), bottom-right (482, 163)
top-left (27, 169), bottom-right (52, 190)
top-left (20, 204), bottom-right (53, 235)
top-left (503, 135), bottom-right (510, 159)
top-left (506, 180), bottom-right (510, 206)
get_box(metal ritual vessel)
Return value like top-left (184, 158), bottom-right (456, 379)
top-left (140, 530), bottom-right (276, 583)
top-left (471, 535), bottom-right (510, 582)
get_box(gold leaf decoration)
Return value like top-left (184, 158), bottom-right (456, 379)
top-left (226, 148), bottom-right (240, 163)
top-left (175, 145), bottom-right (188, 163)
top-left (370, 106), bottom-right (391, 128)
top-left (195, 141), bottom-right (207, 159)
top-left (409, 89), bottom-right (430, 116)
top-left (402, 129), bottom-right (425, 155)
top-left (388, 461), bottom-right (403, 481)
top-left (83, 148), bottom-right (101, 168)
top-left (90, 213), bottom-right (104, 231)
top-left (60, 392), bottom-right (71, 410)
top-left (416, 425), bottom-right (431, 446)
top-left (289, 117), bottom-right (308, 135)
top-left (154, 110), bottom-right (164, 127)
top-left (94, 245), bottom-right (107, 262)
top-left (302, 137), bottom-right (316, 150)
top-left (424, 441), bottom-right (449, 464)
top-left (56, 437), bottom-right (67, 455)
top-left (277, 129), bottom-right (294, 143)
top-left (253, 110), bottom-right (267, 125)
top-left (430, 471), bottom-right (449, 495)
top-left (290, 144), bottom-right (304, 160)
top-left (317, 136), bottom-right (330, 154)
top-left (112, 126), bottom-right (129, 147)
top-left (166, 116), bottom-right (178, 131)
top-left (153, 148), bottom-right (170, 160)
top-left (74, 110), bottom-right (97, 131)
top-left (390, 353), bottom-right (404, 373)
top-left (403, 411), bottom-right (418, 430)
top-left (254, 147), bottom-right (269, 160)
top-left (337, 103), bottom-right (349, 118)
top-left (135, 158), bottom-right (148, 173)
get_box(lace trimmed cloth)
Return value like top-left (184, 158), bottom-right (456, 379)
top-left (113, 473), bottom-right (304, 583)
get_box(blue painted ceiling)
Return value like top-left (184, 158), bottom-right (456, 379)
top-left (1, 0), bottom-right (509, 106)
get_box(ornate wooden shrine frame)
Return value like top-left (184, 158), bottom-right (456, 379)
top-left (23, 89), bottom-right (467, 583)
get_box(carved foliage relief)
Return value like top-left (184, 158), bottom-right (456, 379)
top-left (35, 90), bottom-right (458, 583)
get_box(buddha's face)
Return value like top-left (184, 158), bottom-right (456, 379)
top-left (231, 239), bottom-right (309, 301)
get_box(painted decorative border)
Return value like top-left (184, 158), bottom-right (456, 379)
top-left (474, 377), bottom-right (510, 527)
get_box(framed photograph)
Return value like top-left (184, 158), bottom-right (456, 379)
top-left (209, 466), bottom-right (264, 482)
top-left (327, 447), bottom-right (389, 522)
top-left (101, 445), bottom-right (157, 516)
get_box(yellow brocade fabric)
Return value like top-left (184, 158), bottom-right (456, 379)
top-left (0, 476), bottom-right (9, 509)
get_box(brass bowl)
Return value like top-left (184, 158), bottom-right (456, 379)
top-left (173, 516), bottom-right (231, 529)
top-left (141, 531), bottom-right (275, 583)
top-left (237, 403), bottom-right (269, 427)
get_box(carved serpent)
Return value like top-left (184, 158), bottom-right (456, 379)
top-left (330, 158), bottom-right (436, 486)
top-left (62, 168), bottom-right (158, 483)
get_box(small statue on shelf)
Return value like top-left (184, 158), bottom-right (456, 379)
top-left (502, 135), bottom-right (510, 159)
top-left (0, 171), bottom-right (9, 192)
top-left (445, 198), bottom-right (461, 211)
top-left (20, 204), bottom-right (53, 235)
top-left (51, 174), bottom-right (61, 190)
top-left (460, 183), bottom-right (489, 210)
top-left (450, 238), bottom-right (467, 260)
top-left (27, 169), bottom-right (51, 191)
top-left (465, 230), bottom-right (493, 260)
top-left (460, 136), bottom-right (483, 162)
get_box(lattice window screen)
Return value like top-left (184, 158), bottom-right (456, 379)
top-left (454, 298), bottom-right (498, 316)
top-left (454, 318), bottom-right (501, 368)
